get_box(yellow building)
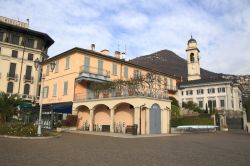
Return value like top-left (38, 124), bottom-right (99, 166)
top-left (42, 45), bottom-right (178, 134)
top-left (0, 16), bottom-right (54, 101)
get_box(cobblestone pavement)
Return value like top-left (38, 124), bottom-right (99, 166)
top-left (0, 132), bottom-right (249, 166)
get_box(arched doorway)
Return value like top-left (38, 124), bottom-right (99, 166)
top-left (93, 104), bottom-right (110, 132)
top-left (114, 103), bottom-right (134, 133)
top-left (150, 103), bottom-right (161, 134)
top-left (76, 105), bottom-right (90, 130)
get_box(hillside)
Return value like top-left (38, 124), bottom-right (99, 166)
top-left (129, 49), bottom-right (218, 80)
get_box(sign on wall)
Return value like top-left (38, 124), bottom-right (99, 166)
top-left (0, 16), bottom-right (28, 28)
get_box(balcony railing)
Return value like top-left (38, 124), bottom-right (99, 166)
top-left (6, 93), bottom-right (39, 101)
top-left (74, 89), bottom-right (168, 102)
top-left (23, 75), bottom-right (34, 83)
top-left (7, 73), bottom-right (18, 81)
top-left (79, 65), bottom-right (110, 80)
top-left (166, 85), bottom-right (177, 92)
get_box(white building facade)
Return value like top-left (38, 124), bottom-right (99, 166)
top-left (178, 37), bottom-right (242, 112)
top-left (178, 79), bottom-right (242, 111)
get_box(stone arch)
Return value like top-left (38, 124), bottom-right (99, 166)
top-left (92, 104), bottom-right (110, 131)
top-left (190, 53), bottom-right (194, 63)
top-left (114, 102), bottom-right (134, 128)
top-left (76, 105), bottom-right (90, 129)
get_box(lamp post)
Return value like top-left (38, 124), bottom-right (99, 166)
top-left (34, 58), bottom-right (55, 136)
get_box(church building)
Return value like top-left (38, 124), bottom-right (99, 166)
top-left (178, 37), bottom-right (242, 112)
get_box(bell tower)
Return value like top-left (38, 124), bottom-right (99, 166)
top-left (186, 36), bottom-right (201, 81)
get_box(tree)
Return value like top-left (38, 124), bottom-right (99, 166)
top-left (169, 96), bottom-right (179, 107)
top-left (0, 92), bottom-right (23, 124)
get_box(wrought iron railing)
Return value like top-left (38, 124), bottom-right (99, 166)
top-left (74, 89), bottom-right (168, 102)
top-left (79, 65), bottom-right (110, 78)
top-left (7, 73), bottom-right (18, 81)
top-left (23, 75), bottom-right (34, 83)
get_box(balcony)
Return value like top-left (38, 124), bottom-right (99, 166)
top-left (74, 89), bottom-right (168, 102)
top-left (23, 75), bottom-right (34, 83)
top-left (167, 85), bottom-right (178, 93)
top-left (7, 73), bottom-right (18, 81)
top-left (77, 65), bottom-right (110, 82)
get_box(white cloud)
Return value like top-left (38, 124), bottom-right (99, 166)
top-left (0, 0), bottom-right (249, 74)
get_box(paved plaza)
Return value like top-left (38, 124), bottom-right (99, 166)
top-left (0, 131), bottom-right (249, 166)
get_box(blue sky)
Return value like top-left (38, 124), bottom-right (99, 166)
top-left (1, 0), bottom-right (249, 75)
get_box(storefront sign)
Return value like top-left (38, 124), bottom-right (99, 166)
top-left (0, 16), bottom-right (28, 28)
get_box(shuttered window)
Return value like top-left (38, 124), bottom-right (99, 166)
top-left (53, 84), bottom-right (57, 96)
top-left (112, 63), bottom-right (117, 75)
top-left (124, 66), bottom-right (128, 78)
top-left (84, 56), bottom-right (90, 72)
top-left (98, 59), bottom-right (103, 75)
top-left (63, 81), bottom-right (68, 95)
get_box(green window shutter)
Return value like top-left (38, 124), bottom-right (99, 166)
top-left (63, 81), bottom-right (68, 95)
top-left (84, 56), bottom-right (90, 72)
top-left (112, 63), bottom-right (117, 75)
top-left (98, 59), bottom-right (103, 75)
top-left (124, 66), bottom-right (128, 78)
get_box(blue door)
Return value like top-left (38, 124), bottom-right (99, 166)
top-left (150, 104), bottom-right (161, 134)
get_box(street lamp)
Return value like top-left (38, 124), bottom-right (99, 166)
top-left (34, 58), bottom-right (55, 136)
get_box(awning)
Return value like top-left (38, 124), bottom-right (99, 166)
top-left (33, 102), bottom-right (72, 114)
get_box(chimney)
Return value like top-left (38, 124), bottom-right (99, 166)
top-left (114, 51), bottom-right (121, 59)
top-left (100, 49), bottom-right (109, 55)
top-left (91, 44), bottom-right (95, 51)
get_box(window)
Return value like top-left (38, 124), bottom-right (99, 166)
top-left (0, 47), bottom-right (1, 55)
top-left (65, 56), bottom-right (70, 69)
top-left (11, 35), bottom-right (19, 45)
top-left (84, 56), bottom-right (90, 72)
top-left (27, 39), bottom-right (34, 48)
top-left (198, 101), bottom-right (203, 108)
top-left (124, 66), bottom-right (128, 78)
top-left (170, 78), bottom-right (173, 89)
top-left (7, 82), bottom-right (14, 93)
top-left (208, 88), bottom-right (215, 94)
top-left (12, 50), bottom-right (18, 58)
top-left (27, 53), bottom-right (33, 61)
top-left (190, 53), bottom-right (194, 63)
top-left (164, 78), bottom-right (168, 91)
top-left (134, 69), bottom-right (141, 78)
top-left (197, 89), bottom-right (204, 95)
top-left (0, 32), bottom-right (3, 41)
top-left (54, 60), bottom-right (59, 73)
top-left (43, 86), bottom-right (49, 98)
top-left (98, 59), bottom-right (103, 75)
top-left (218, 87), bottom-right (225, 93)
top-left (220, 100), bottom-right (225, 108)
top-left (53, 84), bottom-right (57, 97)
top-left (186, 90), bottom-right (193, 95)
top-left (23, 84), bottom-right (30, 95)
top-left (157, 76), bottom-right (161, 88)
top-left (208, 100), bottom-right (216, 111)
top-left (112, 63), bottom-right (117, 75)
top-left (63, 81), bottom-right (68, 95)
top-left (46, 65), bottom-right (49, 76)
top-left (181, 91), bottom-right (184, 96)
top-left (25, 65), bottom-right (32, 80)
top-left (9, 63), bottom-right (16, 78)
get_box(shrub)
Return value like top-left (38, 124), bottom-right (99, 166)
top-left (169, 96), bottom-right (179, 107)
top-left (0, 122), bottom-right (37, 136)
top-left (62, 115), bottom-right (78, 127)
top-left (171, 117), bottom-right (213, 127)
top-left (171, 104), bottom-right (180, 119)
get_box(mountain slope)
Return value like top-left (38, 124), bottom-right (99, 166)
top-left (129, 49), bottom-right (218, 80)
